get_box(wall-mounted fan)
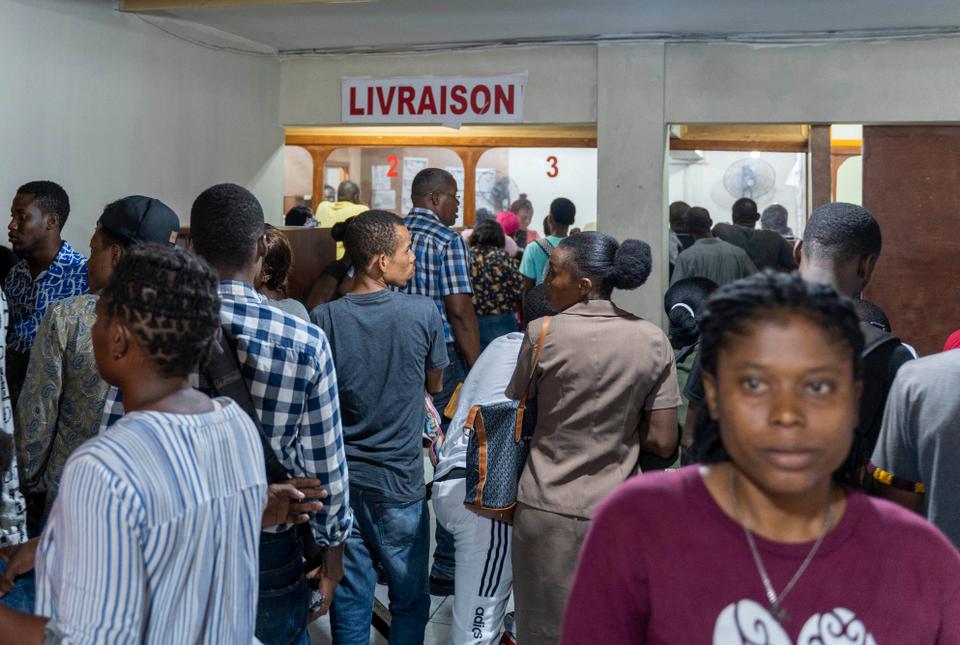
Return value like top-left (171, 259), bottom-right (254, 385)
top-left (723, 158), bottom-right (776, 200)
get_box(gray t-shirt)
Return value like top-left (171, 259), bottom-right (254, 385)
top-left (311, 290), bottom-right (448, 501)
top-left (871, 350), bottom-right (960, 548)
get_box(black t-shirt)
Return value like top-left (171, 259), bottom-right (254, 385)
top-left (713, 223), bottom-right (796, 271)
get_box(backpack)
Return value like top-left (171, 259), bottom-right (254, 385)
top-left (535, 238), bottom-right (555, 282)
top-left (840, 322), bottom-right (909, 487)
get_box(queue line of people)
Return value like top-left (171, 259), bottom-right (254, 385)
top-left (0, 171), bottom-right (955, 644)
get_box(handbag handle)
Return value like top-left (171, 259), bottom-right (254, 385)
top-left (515, 316), bottom-right (552, 441)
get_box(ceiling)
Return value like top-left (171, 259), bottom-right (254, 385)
top-left (126, 0), bottom-right (960, 54)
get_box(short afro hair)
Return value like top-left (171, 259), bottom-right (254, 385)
top-left (285, 205), bottom-right (314, 226)
top-left (411, 168), bottom-right (455, 197)
top-left (731, 197), bottom-right (758, 225)
top-left (684, 206), bottom-right (712, 233)
top-left (344, 210), bottom-right (404, 271)
top-left (190, 184), bottom-right (264, 271)
top-left (18, 181), bottom-right (70, 229)
top-left (803, 202), bottom-right (881, 263)
top-left (523, 283), bottom-right (556, 324)
top-left (558, 231), bottom-right (651, 298)
top-left (549, 197), bottom-right (576, 227)
top-left (469, 219), bottom-right (506, 249)
top-left (102, 244), bottom-right (221, 378)
top-left (669, 201), bottom-right (690, 229)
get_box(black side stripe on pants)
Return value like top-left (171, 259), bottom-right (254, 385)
top-left (480, 521), bottom-right (508, 597)
top-left (478, 521), bottom-right (499, 596)
top-left (487, 521), bottom-right (509, 596)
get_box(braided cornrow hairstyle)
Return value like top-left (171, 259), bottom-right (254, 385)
top-left (687, 270), bottom-right (864, 483)
top-left (102, 244), bottom-right (221, 378)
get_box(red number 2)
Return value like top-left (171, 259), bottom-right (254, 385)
top-left (546, 155), bottom-right (559, 178)
top-left (387, 155), bottom-right (399, 177)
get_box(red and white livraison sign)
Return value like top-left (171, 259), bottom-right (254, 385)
top-left (342, 75), bottom-right (526, 125)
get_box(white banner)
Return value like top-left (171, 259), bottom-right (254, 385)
top-left (342, 75), bottom-right (526, 125)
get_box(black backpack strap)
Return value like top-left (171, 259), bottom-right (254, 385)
top-left (535, 238), bottom-right (555, 255)
top-left (203, 332), bottom-right (289, 484)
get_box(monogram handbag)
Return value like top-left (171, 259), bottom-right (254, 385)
top-left (464, 316), bottom-right (552, 524)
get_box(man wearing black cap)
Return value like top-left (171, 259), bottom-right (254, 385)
top-left (16, 196), bottom-right (180, 536)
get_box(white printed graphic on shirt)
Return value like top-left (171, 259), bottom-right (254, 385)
top-left (713, 599), bottom-right (876, 645)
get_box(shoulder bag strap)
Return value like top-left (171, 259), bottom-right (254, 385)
top-left (203, 332), bottom-right (288, 484)
top-left (515, 316), bottom-right (552, 441)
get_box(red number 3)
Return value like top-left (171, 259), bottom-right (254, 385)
top-left (546, 156), bottom-right (559, 178)
top-left (387, 155), bottom-right (399, 177)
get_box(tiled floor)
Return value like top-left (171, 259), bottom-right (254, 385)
top-left (309, 588), bottom-right (454, 644)
top-left (308, 450), bottom-right (458, 644)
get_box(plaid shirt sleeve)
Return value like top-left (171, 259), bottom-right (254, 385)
top-left (440, 234), bottom-right (473, 297)
top-left (100, 386), bottom-right (125, 430)
top-left (300, 338), bottom-right (352, 547)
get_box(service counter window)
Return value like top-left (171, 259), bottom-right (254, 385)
top-left (473, 147), bottom-right (598, 237)
top-left (668, 149), bottom-right (807, 236)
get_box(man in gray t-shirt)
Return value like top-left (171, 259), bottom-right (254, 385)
top-left (310, 210), bottom-right (447, 644)
top-left (870, 349), bottom-right (960, 548)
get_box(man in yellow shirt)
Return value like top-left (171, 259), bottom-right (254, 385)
top-left (315, 181), bottom-right (368, 259)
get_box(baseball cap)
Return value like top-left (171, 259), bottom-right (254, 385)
top-left (99, 195), bottom-right (180, 246)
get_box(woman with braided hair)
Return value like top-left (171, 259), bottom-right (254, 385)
top-left (562, 271), bottom-right (960, 644)
top-left (0, 245), bottom-right (268, 643)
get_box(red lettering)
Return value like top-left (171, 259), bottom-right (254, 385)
top-left (367, 86), bottom-right (373, 114)
top-left (417, 86), bottom-right (437, 115)
top-left (376, 86), bottom-right (396, 115)
top-left (450, 85), bottom-right (467, 115)
top-left (440, 84), bottom-right (447, 114)
top-left (349, 86), bottom-right (365, 116)
top-left (493, 84), bottom-right (515, 115)
top-left (471, 85), bottom-right (491, 115)
top-left (397, 86), bottom-right (415, 115)
top-left (387, 155), bottom-right (399, 177)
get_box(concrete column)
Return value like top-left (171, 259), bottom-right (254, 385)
top-left (596, 43), bottom-right (668, 325)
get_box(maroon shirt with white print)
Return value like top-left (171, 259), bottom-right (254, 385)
top-left (562, 466), bottom-right (960, 644)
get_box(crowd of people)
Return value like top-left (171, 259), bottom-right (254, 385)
top-left (0, 172), bottom-right (956, 644)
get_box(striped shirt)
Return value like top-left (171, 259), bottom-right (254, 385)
top-left (36, 399), bottom-right (267, 643)
top-left (397, 208), bottom-right (473, 344)
top-left (101, 280), bottom-right (352, 545)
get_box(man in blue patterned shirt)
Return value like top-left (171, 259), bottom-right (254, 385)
top-left (4, 181), bottom-right (88, 406)
top-left (399, 168), bottom-right (480, 595)
top-left (101, 184), bottom-right (352, 645)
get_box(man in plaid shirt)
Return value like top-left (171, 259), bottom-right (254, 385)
top-left (398, 168), bottom-right (480, 595)
top-left (100, 184), bottom-right (351, 645)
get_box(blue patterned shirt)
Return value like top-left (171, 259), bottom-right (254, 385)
top-left (3, 241), bottom-right (88, 354)
top-left (37, 400), bottom-right (267, 643)
top-left (397, 208), bottom-right (473, 344)
top-left (101, 281), bottom-right (352, 546)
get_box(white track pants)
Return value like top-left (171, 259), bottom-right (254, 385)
top-left (433, 477), bottom-right (513, 645)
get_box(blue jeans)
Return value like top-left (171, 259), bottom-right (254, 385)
top-left (431, 343), bottom-right (467, 581)
top-left (256, 528), bottom-right (310, 645)
top-left (477, 312), bottom-right (519, 353)
top-left (0, 560), bottom-right (34, 614)
top-left (330, 489), bottom-right (430, 645)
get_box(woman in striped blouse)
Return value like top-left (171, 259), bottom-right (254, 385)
top-left (0, 245), bottom-right (269, 643)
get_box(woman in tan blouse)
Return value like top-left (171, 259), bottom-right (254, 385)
top-left (506, 232), bottom-right (681, 645)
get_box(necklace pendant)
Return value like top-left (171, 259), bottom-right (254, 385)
top-left (771, 603), bottom-right (790, 624)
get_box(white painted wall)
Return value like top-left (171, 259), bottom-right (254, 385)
top-left (0, 0), bottom-right (284, 251)
top-left (281, 46), bottom-right (597, 125)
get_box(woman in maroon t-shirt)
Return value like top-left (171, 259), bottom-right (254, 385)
top-left (562, 271), bottom-right (960, 644)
